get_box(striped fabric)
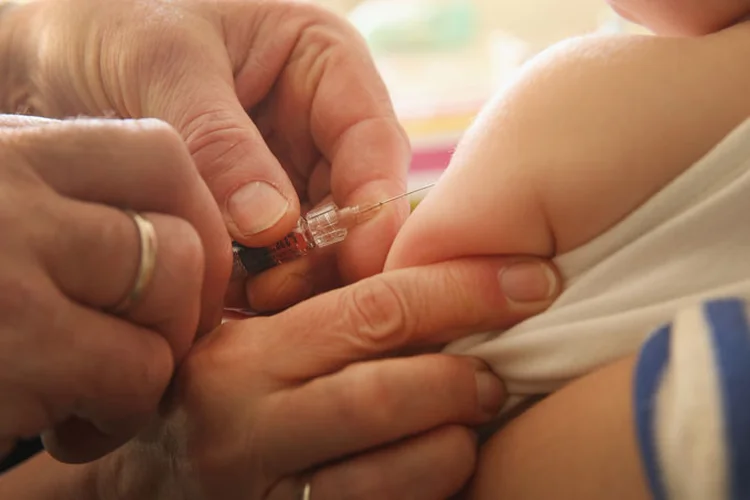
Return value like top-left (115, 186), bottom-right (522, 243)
top-left (634, 298), bottom-right (750, 499)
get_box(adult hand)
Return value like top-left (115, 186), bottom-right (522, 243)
top-left (1, 0), bottom-right (411, 309)
top-left (90, 256), bottom-right (560, 500)
top-left (0, 115), bottom-right (227, 464)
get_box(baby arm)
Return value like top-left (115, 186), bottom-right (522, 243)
top-left (386, 28), bottom-right (750, 270)
top-left (468, 354), bottom-right (648, 500)
top-left (469, 296), bottom-right (750, 500)
top-left (385, 25), bottom-right (750, 498)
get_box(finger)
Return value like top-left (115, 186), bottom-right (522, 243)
top-left (11, 118), bottom-right (229, 334)
top-left (244, 257), bottom-right (317, 313)
top-left (39, 202), bottom-right (203, 361)
top-left (225, 3), bottom-right (411, 279)
top-left (261, 354), bottom-right (503, 474)
top-left (2, 290), bottom-right (173, 463)
top-left (285, 10), bottom-right (412, 282)
top-left (384, 159), bottom-right (554, 271)
top-left (146, 59), bottom-right (300, 245)
top-left (240, 194), bottom-right (344, 312)
top-left (271, 426), bottom-right (478, 500)
top-left (263, 256), bottom-right (560, 380)
top-left (243, 250), bottom-right (342, 312)
top-left (308, 25), bottom-right (412, 284)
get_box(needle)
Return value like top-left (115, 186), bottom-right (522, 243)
top-left (310, 182), bottom-right (437, 220)
top-left (358, 182), bottom-right (437, 214)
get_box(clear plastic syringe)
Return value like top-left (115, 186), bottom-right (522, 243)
top-left (231, 184), bottom-right (435, 280)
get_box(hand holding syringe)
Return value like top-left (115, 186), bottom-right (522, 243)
top-left (231, 184), bottom-right (435, 280)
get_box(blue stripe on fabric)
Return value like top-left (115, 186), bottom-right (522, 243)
top-left (634, 323), bottom-right (671, 500)
top-left (704, 298), bottom-right (750, 500)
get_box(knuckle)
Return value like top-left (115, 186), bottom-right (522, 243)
top-left (435, 425), bottom-right (479, 484)
top-left (174, 324), bottom-right (261, 411)
top-left (115, 338), bottom-right (174, 416)
top-left (423, 354), bottom-right (476, 394)
top-left (0, 272), bottom-right (55, 326)
top-left (427, 263), bottom-right (485, 330)
top-left (0, 131), bottom-right (47, 187)
top-left (151, 217), bottom-right (205, 340)
top-left (161, 216), bottom-right (205, 281)
top-left (125, 118), bottom-right (195, 181)
top-left (407, 354), bottom-right (480, 420)
top-left (138, 342), bottom-right (175, 398)
top-left (68, 206), bottom-right (129, 254)
top-left (340, 278), bottom-right (410, 351)
top-left (181, 107), bottom-right (243, 148)
top-left (276, 0), bottom-right (342, 27)
top-left (182, 111), bottom-right (252, 181)
top-left (335, 363), bottom-right (399, 429)
top-left (440, 263), bottom-right (475, 307)
top-left (440, 425), bottom-right (479, 460)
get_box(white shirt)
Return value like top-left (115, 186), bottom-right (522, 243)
top-left (444, 117), bottom-right (750, 412)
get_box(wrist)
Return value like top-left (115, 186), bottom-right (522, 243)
top-left (93, 419), bottom-right (194, 500)
top-left (0, 430), bottom-right (190, 500)
top-left (0, 452), bottom-right (100, 500)
top-left (0, 0), bottom-right (40, 114)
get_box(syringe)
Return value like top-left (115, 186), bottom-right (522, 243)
top-left (231, 183), bottom-right (435, 280)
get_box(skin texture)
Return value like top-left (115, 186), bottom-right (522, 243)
top-left (386, 3), bottom-right (750, 498)
top-left (467, 355), bottom-right (651, 500)
top-left (0, 116), bottom-right (226, 464)
top-left (0, 0), bottom-right (412, 311)
top-left (387, 26), bottom-right (750, 268)
top-left (0, 256), bottom-right (561, 499)
top-left (606, 0), bottom-right (750, 35)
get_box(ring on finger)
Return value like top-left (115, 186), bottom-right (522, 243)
top-left (109, 210), bottom-right (158, 314)
top-left (299, 475), bottom-right (313, 500)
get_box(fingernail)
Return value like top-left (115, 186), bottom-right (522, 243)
top-left (228, 181), bottom-right (290, 236)
top-left (499, 262), bottom-right (558, 303)
top-left (475, 366), bottom-right (504, 415)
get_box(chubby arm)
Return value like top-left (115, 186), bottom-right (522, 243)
top-left (386, 27), bottom-right (750, 269)
top-left (470, 298), bottom-right (750, 500)
top-left (467, 355), bottom-right (650, 500)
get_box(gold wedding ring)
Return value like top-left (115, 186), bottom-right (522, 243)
top-left (300, 482), bottom-right (312, 500)
top-left (110, 210), bottom-right (158, 314)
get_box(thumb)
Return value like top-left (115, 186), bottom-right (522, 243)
top-left (161, 77), bottom-right (300, 246)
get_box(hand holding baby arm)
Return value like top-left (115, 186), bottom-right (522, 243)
top-left (54, 255), bottom-right (559, 500)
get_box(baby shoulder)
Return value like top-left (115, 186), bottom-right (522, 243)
top-left (491, 30), bottom-right (750, 150)
top-left (470, 30), bottom-right (750, 251)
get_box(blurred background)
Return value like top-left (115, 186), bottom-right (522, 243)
top-left (313, 0), bottom-right (648, 191)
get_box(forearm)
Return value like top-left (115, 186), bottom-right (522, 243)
top-left (0, 0), bottom-right (38, 113)
top-left (468, 355), bottom-right (650, 500)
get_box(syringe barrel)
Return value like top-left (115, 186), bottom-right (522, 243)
top-left (231, 202), bottom-right (348, 278)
